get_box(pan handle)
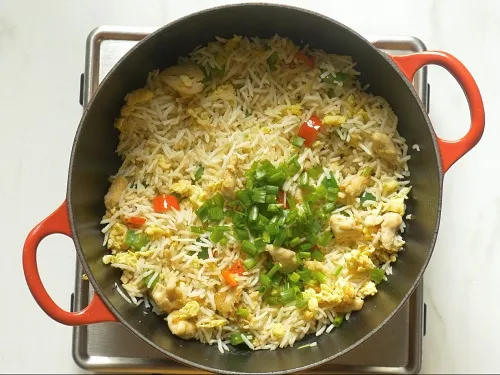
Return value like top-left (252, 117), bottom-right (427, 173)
top-left (23, 201), bottom-right (117, 325)
top-left (391, 51), bottom-right (485, 173)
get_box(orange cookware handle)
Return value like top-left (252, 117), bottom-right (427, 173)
top-left (23, 201), bottom-right (117, 325)
top-left (391, 51), bottom-right (485, 173)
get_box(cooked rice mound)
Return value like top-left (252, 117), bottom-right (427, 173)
top-left (101, 35), bottom-right (412, 352)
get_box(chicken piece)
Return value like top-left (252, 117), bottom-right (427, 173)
top-left (214, 288), bottom-right (241, 317)
top-left (335, 297), bottom-right (364, 313)
top-left (329, 214), bottom-right (362, 243)
top-left (104, 176), bottom-right (127, 210)
top-left (221, 171), bottom-right (236, 199)
top-left (364, 215), bottom-right (383, 227)
top-left (106, 223), bottom-right (129, 252)
top-left (125, 88), bottom-right (153, 106)
top-left (166, 301), bottom-right (200, 340)
top-left (344, 249), bottom-right (375, 273)
top-left (371, 132), bottom-right (398, 164)
top-left (265, 245), bottom-right (299, 273)
top-left (323, 115), bottom-right (346, 127)
top-left (341, 175), bottom-right (369, 198)
top-left (150, 279), bottom-right (185, 314)
top-left (160, 64), bottom-right (205, 97)
top-left (359, 281), bottom-right (377, 297)
top-left (380, 212), bottom-right (403, 251)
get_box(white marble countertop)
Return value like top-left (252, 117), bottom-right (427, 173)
top-left (1, 0), bottom-right (498, 373)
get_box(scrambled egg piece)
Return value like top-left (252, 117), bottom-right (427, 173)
top-left (382, 180), bottom-right (399, 194)
top-left (176, 301), bottom-right (200, 319)
top-left (125, 88), bottom-right (153, 106)
top-left (225, 35), bottom-right (242, 50)
top-left (145, 225), bottom-right (170, 239)
top-left (344, 249), bottom-right (376, 273)
top-left (383, 197), bottom-right (406, 216)
top-left (210, 84), bottom-right (236, 101)
top-left (323, 115), bottom-right (346, 127)
top-left (102, 251), bottom-right (138, 268)
top-left (197, 318), bottom-right (227, 329)
top-left (302, 281), bottom-right (364, 313)
top-left (271, 323), bottom-right (286, 340)
top-left (157, 155), bottom-right (172, 170)
top-left (359, 281), bottom-right (377, 297)
top-left (261, 126), bottom-right (271, 134)
top-left (280, 104), bottom-right (302, 116)
top-left (356, 109), bottom-right (369, 122)
top-left (106, 223), bottom-right (129, 252)
top-left (170, 179), bottom-right (208, 208)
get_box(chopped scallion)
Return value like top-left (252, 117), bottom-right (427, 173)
top-left (291, 135), bottom-right (306, 147)
top-left (332, 265), bottom-right (343, 277)
top-left (248, 205), bottom-right (259, 223)
top-left (267, 263), bottom-right (281, 278)
top-left (193, 166), bottom-right (204, 181)
top-left (243, 257), bottom-right (257, 270)
top-left (242, 240), bottom-right (258, 256)
top-left (236, 308), bottom-right (250, 318)
top-left (333, 315), bottom-right (344, 327)
top-left (311, 249), bottom-right (325, 261)
top-left (288, 272), bottom-right (300, 283)
top-left (371, 268), bottom-right (385, 284)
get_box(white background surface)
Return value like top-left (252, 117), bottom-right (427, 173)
top-left (1, 0), bottom-right (498, 373)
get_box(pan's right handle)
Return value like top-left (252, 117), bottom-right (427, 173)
top-left (391, 51), bottom-right (485, 173)
top-left (23, 201), bottom-right (117, 325)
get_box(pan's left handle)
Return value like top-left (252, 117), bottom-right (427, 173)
top-left (23, 201), bottom-right (117, 325)
top-left (391, 51), bottom-right (485, 173)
